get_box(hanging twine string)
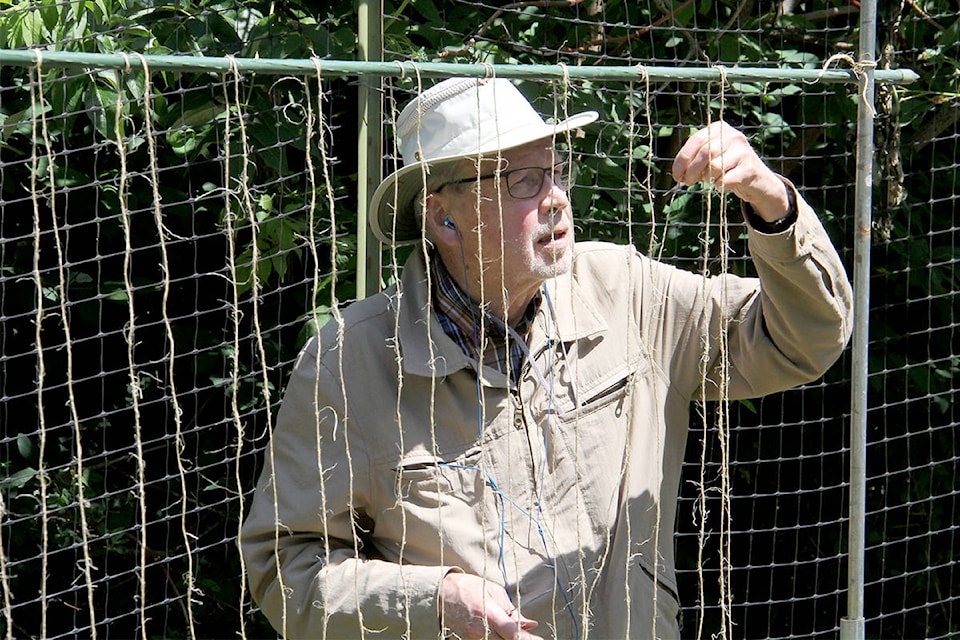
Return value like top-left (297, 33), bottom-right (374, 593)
top-left (308, 57), bottom-right (360, 639)
top-left (715, 64), bottom-right (735, 640)
top-left (379, 68), bottom-right (417, 639)
top-left (220, 58), bottom-right (250, 640)
top-left (692, 63), bottom-right (735, 640)
top-left (476, 67), bottom-right (502, 627)
top-left (695, 103), bottom-right (712, 640)
top-left (8, 53), bottom-right (51, 640)
top-left (32, 49), bottom-right (101, 638)
top-left (133, 51), bottom-right (198, 638)
top-left (635, 65), bottom-right (659, 259)
top-left (406, 62), bottom-right (453, 630)
top-left (112, 55), bottom-right (149, 640)
top-left (303, 58), bottom-right (328, 640)
top-left (640, 64), bottom-right (664, 640)
top-left (222, 53), bottom-right (292, 638)
top-left (118, 50), bottom-right (132, 73)
top-left (26, 52), bottom-right (47, 640)
top-left (601, 59), bottom-right (641, 639)
top-left (554, 64), bottom-right (592, 635)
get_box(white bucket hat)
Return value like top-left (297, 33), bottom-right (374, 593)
top-left (369, 77), bottom-right (598, 245)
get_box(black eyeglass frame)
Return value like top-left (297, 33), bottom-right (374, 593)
top-left (437, 160), bottom-right (577, 200)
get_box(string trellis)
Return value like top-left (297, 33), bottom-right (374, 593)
top-left (0, 60), bottom-right (835, 639)
top-left (0, 5), bottom-right (948, 637)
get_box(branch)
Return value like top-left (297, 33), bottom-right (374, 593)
top-left (706, 0), bottom-right (756, 53)
top-left (475, 0), bottom-right (585, 39)
top-left (798, 5), bottom-right (859, 22)
top-left (909, 100), bottom-right (960, 153)
top-left (438, 0), bottom-right (697, 65)
top-left (436, 0), bottom-right (584, 60)
top-left (586, 0), bottom-right (696, 60)
top-left (905, 0), bottom-right (947, 31)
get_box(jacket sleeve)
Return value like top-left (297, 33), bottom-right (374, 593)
top-left (239, 339), bottom-right (451, 639)
top-left (652, 179), bottom-right (853, 400)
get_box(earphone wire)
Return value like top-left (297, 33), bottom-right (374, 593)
top-left (446, 226), bottom-right (579, 635)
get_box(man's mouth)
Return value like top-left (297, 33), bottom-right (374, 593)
top-left (537, 227), bottom-right (568, 246)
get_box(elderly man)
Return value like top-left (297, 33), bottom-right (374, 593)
top-left (241, 78), bottom-right (852, 639)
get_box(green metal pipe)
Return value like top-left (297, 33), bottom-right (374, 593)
top-left (356, 0), bottom-right (383, 299)
top-left (0, 49), bottom-right (919, 85)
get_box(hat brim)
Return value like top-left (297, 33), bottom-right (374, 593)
top-left (369, 110), bottom-right (599, 245)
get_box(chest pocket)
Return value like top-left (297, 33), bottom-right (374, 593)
top-left (394, 445), bottom-right (486, 507)
top-left (574, 370), bottom-right (633, 416)
top-left (559, 352), bottom-right (645, 420)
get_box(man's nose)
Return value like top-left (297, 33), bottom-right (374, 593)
top-left (541, 180), bottom-right (570, 212)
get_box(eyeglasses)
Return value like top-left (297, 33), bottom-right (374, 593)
top-left (440, 160), bottom-right (577, 199)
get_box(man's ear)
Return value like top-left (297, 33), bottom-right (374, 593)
top-left (424, 192), bottom-right (461, 247)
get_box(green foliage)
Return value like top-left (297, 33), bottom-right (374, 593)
top-left (0, 1), bottom-right (356, 637)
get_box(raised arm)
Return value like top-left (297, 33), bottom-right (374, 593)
top-left (659, 122), bottom-right (853, 400)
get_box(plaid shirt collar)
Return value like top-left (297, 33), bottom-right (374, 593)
top-left (431, 253), bottom-right (540, 383)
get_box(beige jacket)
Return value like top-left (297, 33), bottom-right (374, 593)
top-left (241, 189), bottom-right (853, 639)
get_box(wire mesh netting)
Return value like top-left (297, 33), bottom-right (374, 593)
top-left (0, 1), bottom-right (957, 639)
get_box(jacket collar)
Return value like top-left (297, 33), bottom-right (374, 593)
top-left (541, 266), bottom-right (608, 343)
top-left (396, 247), bottom-right (608, 381)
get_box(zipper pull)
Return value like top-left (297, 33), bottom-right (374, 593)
top-left (511, 389), bottom-right (525, 430)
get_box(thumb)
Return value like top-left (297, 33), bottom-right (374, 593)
top-left (517, 613), bottom-right (539, 631)
top-left (491, 607), bottom-right (542, 640)
top-left (503, 609), bottom-right (541, 639)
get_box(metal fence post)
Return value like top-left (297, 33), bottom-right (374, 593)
top-left (841, 1), bottom-right (877, 638)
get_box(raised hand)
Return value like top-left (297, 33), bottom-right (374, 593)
top-left (672, 121), bottom-right (791, 223)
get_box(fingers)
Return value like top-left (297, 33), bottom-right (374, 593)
top-left (672, 121), bottom-right (751, 187)
top-left (439, 573), bottom-right (542, 640)
top-left (460, 603), bottom-right (541, 640)
top-left (490, 607), bottom-right (541, 640)
top-left (671, 122), bottom-right (790, 219)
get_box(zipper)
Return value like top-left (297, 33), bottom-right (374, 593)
top-left (580, 375), bottom-right (630, 407)
top-left (637, 561), bottom-right (681, 606)
top-left (510, 387), bottom-right (542, 499)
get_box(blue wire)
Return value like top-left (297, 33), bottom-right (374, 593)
top-left (452, 235), bottom-right (486, 438)
top-left (439, 459), bottom-right (580, 638)
top-left (446, 242), bottom-right (579, 638)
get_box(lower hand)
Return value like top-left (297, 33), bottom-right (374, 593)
top-left (439, 572), bottom-right (541, 639)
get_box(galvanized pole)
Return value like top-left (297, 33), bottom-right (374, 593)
top-left (0, 50), bottom-right (919, 84)
top-left (841, 1), bottom-right (877, 639)
top-left (356, 0), bottom-right (383, 298)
